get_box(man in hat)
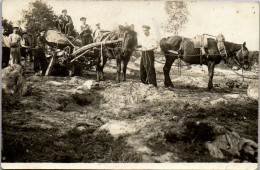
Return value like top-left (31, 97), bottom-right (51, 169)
top-left (93, 23), bottom-right (102, 42)
top-left (79, 17), bottom-right (93, 46)
top-left (9, 26), bottom-right (22, 65)
top-left (2, 28), bottom-right (10, 68)
top-left (56, 9), bottom-right (74, 35)
top-left (138, 25), bottom-right (158, 87)
top-left (33, 29), bottom-right (52, 75)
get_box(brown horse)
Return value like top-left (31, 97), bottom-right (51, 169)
top-left (160, 35), bottom-right (250, 90)
top-left (95, 25), bottom-right (138, 82)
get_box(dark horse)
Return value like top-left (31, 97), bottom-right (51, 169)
top-left (95, 26), bottom-right (138, 82)
top-left (160, 35), bottom-right (250, 90)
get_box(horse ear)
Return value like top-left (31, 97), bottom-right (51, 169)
top-left (243, 42), bottom-right (246, 47)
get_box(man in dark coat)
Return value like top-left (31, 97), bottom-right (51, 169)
top-left (33, 29), bottom-right (52, 75)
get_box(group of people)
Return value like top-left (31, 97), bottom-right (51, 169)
top-left (56, 9), bottom-right (103, 45)
top-left (2, 26), bottom-right (31, 68)
top-left (1, 26), bottom-right (52, 75)
top-left (2, 8), bottom-right (159, 87)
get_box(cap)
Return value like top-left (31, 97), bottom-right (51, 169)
top-left (80, 17), bottom-right (86, 21)
top-left (96, 23), bottom-right (100, 26)
top-left (62, 9), bottom-right (67, 13)
top-left (142, 25), bottom-right (150, 29)
top-left (40, 29), bottom-right (46, 33)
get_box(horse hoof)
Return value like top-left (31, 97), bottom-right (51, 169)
top-left (165, 83), bottom-right (174, 88)
top-left (208, 86), bottom-right (213, 91)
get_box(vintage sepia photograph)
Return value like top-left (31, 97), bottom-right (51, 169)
top-left (1, 0), bottom-right (259, 168)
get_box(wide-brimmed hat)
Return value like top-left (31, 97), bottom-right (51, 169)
top-left (142, 25), bottom-right (150, 29)
top-left (80, 17), bottom-right (86, 21)
top-left (62, 9), bottom-right (67, 13)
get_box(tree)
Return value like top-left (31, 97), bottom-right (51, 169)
top-left (2, 18), bottom-right (13, 35)
top-left (163, 1), bottom-right (189, 35)
top-left (21, 0), bottom-right (57, 33)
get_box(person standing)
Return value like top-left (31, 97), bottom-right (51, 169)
top-left (34, 29), bottom-right (52, 75)
top-left (56, 9), bottom-right (74, 35)
top-left (79, 17), bottom-right (93, 46)
top-left (2, 28), bottom-right (10, 68)
top-left (93, 23), bottom-right (101, 42)
top-left (9, 26), bottom-right (22, 65)
top-left (138, 25), bottom-right (158, 87)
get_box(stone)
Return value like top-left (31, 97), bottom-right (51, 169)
top-left (210, 98), bottom-right (228, 107)
top-left (2, 64), bottom-right (27, 96)
top-left (82, 80), bottom-right (95, 89)
top-left (47, 81), bottom-right (63, 86)
top-left (72, 86), bottom-right (95, 105)
top-left (205, 142), bottom-right (225, 159)
top-left (69, 76), bottom-right (86, 84)
top-left (2, 64), bottom-right (27, 105)
top-left (76, 126), bottom-right (86, 132)
top-left (223, 94), bottom-right (240, 99)
top-left (247, 81), bottom-right (258, 101)
top-left (98, 120), bottom-right (138, 139)
top-left (205, 130), bottom-right (258, 161)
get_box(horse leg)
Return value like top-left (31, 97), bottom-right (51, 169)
top-left (207, 61), bottom-right (215, 91)
top-left (163, 55), bottom-right (175, 88)
top-left (116, 58), bottom-right (121, 83)
top-left (122, 57), bottom-right (130, 81)
top-left (100, 57), bottom-right (107, 81)
top-left (96, 66), bottom-right (101, 82)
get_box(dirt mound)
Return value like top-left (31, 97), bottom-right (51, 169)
top-left (172, 76), bottom-right (208, 88)
top-left (101, 82), bottom-right (160, 106)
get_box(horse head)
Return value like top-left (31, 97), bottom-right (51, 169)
top-left (225, 41), bottom-right (250, 70)
top-left (236, 42), bottom-right (250, 70)
top-left (118, 25), bottom-right (138, 56)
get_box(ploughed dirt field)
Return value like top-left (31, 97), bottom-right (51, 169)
top-left (2, 54), bottom-right (258, 163)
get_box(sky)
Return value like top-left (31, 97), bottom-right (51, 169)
top-left (2, 0), bottom-right (259, 50)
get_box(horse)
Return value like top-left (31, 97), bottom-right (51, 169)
top-left (95, 25), bottom-right (138, 82)
top-left (160, 35), bottom-right (250, 90)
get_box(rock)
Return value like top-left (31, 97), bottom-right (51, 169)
top-left (69, 76), bottom-right (86, 84)
top-left (205, 130), bottom-right (258, 161)
top-left (205, 142), bottom-right (225, 159)
top-left (82, 80), bottom-right (95, 89)
top-left (72, 86), bottom-right (96, 105)
top-left (152, 152), bottom-right (175, 162)
top-left (247, 81), bottom-right (258, 101)
top-left (2, 65), bottom-right (27, 105)
top-left (76, 126), bottom-right (86, 132)
top-left (210, 98), bottom-right (227, 107)
top-left (47, 81), bottom-right (63, 86)
top-left (98, 120), bottom-right (138, 139)
top-left (223, 94), bottom-right (240, 99)
top-left (2, 64), bottom-right (27, 96)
